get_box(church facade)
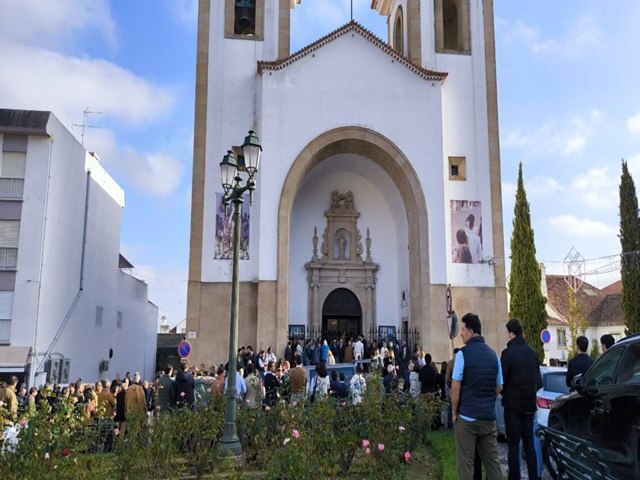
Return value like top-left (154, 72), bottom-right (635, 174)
top-left (187, 0), bottom-right (508, 366)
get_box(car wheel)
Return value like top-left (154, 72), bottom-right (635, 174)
top-left (543, 418), bottom-right (566, 480)
top-left (542, 438), bottom-right (562, 480)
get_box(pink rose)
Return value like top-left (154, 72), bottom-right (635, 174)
top-left (362, 439), bottom-right (370, 448)
top-left (365, 447), bottom-right (371, 455)
top-left (180, 391), bottom-right (186, 398)
top-left (292, 429), bottom-right (300, 439)
top-left (398, 426), bottom-right (405, 432)
top-left (404, 451), bottom-right (411, 462)
top-left (113, 428), bottom-right (120, 436)
top-left (207, 387), bottom-right (212, 393)
top-left (19, 418), bottom-right (28, 427)
top-left (377, 443), bottom-right (385, 452)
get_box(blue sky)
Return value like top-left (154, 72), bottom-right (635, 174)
top-left (1, 0), bottom-right (639, 328)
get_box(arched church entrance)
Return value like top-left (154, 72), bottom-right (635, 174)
top-left (322, 288), bottom-right (361, 340)
top-left (278, 127), bottom-right (431, 351)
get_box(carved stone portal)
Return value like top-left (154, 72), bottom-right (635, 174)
top-left (305, 191), bottom-right (379, 336)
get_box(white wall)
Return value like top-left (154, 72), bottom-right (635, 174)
top-left (7, 113), bottom-right (157, 386)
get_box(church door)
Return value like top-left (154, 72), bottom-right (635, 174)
top-left (322, 288), bottom-right (362, 340)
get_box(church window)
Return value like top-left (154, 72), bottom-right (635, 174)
top-left (448, 156), bottom-right (466, 181)
top-left (435, 0), bottom-right (471, 54)
top-left (393, 7), bottom-right (404, 55)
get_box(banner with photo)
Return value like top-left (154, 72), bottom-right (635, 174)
top-left (450, 200), bottom-right (483, 264)
top-left (214, 193), bottom-right (250, 260)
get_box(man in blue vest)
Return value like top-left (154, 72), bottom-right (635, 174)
top-left (450, 312), bottom-right (503, 480)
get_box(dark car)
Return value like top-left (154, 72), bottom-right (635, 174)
top-left (546, 333), bottom-right (640, 478)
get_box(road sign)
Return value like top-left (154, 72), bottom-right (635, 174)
top-left (178, 340), bottom-right (191, 358)
top-left (540, 329), bottom-right (551, 344)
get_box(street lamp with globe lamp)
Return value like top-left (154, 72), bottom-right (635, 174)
top-left (218, 130), bottom-right (262, 458)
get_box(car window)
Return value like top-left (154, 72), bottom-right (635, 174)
top-left (582, 347), bottom-right (625, 388)
top-left (544, 372), bottom-right (570, 394)
top-left (616, 343), bottom-right (640, 384)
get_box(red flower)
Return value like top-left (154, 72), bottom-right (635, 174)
top-left (61, 448), bottom-right (70, 458)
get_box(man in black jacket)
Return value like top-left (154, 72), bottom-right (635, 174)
top-left (566, 336), bottom-right (593, 388)
top-left (501, 318), bottom-right (542, 480)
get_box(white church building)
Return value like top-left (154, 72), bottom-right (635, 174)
top-left (187, 0), bottom-right (508, 365)
top-left (0, 109), bottom-right (158, 387)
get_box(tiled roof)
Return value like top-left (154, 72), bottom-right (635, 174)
top-left (257, 21), bottom-right (448, 83)
top-left (544, 275), bottom-right (623, 328)
top-left (602, 280), bottom-right (622, 295)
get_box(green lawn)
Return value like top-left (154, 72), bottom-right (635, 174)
top-left (427, 430), bottom-right (457, 480)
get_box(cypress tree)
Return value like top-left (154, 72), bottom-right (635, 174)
top-left (619, 160), bottom-right (640, 335)
top-left (509, 162), bottom-right (547, 360)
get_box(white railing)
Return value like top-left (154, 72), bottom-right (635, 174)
top-left (0, 248), bottom-right (18, 270)
top-left (0, 178), bottom-right (24, 199)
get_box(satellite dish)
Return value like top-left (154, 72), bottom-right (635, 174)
top-left (449, 311), bottom-right (459, 339)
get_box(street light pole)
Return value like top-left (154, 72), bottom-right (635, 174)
top-left (218, 131), bottom-right (262, 458)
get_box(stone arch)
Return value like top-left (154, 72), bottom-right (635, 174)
top-left (276, 127), bottom-right (430, 342)
top-left (393, 6), bottom-right (404, 55)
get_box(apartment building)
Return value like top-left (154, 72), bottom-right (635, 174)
top-left (0, 109), bottom-right (157, 387)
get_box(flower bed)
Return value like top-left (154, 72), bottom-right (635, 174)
top-left (0, 374), bottom-right (442, 479)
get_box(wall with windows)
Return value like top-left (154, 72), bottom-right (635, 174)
top-left (0, 111), bottom-right (157, 386)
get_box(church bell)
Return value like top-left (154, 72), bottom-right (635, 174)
top-left (235, 0), bottom-right (256, 35)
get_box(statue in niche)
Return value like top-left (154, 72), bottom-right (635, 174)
top-left (335, 229), bottom-right (349, 260)
top-left (356, 229), bottom-right (363, 258)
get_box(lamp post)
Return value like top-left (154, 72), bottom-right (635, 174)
top-left (218, 130), bottom-right (262, 458)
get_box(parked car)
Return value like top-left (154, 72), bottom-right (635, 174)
top-left (496, 365), bottom-right (568, 437)
top-left (535, 366), bottom-right (569, 428)
top-left (546, 333), bottom-right (640, 479)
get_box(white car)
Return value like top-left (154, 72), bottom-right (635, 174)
top-left (496, 365), bottom-right (568, 437)
top-left (534, 366), bottom-right (569, 427)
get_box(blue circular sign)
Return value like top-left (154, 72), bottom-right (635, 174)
top-left (540, 329), bottom-right (551, 344)
top-left (178, 340), bottom-right (191, 358)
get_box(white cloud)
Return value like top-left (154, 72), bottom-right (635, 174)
top-left (548, 215), bottom-right (616, 238)
top-left (502, 110), bottom-right (600, 158)
top-left (626, 112), bottom-right (640, 133)
top-left (506, 16), bottom-right (603, 59)
top-left (570, 167), bottom-right (618, 210)
top-left (87, 129), bottom-right (183, 198)
top-left (0, 42), bottom-right (174, 129)
top-left (0, 0), bottom-right (117, 51)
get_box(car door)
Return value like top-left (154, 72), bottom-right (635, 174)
top-left (600, 342), bottom-right (640, 469)
top-left (578, 346), bottom-right (626, 459)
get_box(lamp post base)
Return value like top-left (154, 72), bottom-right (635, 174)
top-left (218, 443), bottom-right (245, 466)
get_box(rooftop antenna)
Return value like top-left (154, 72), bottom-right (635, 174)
top-left (351, 0), bottom-right (354, 21)
top-left (72, 107), bottom-right (102, 146)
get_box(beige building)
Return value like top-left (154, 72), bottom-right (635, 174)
top-left (186, 0), bottom-right (508, 366)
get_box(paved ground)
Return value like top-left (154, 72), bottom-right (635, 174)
top-left (496, 441), bottom-right (552, 480)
